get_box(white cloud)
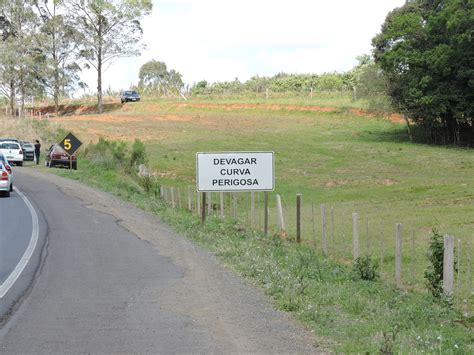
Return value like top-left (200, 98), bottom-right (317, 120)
top-left (80, 0), bottom-right (406, 92)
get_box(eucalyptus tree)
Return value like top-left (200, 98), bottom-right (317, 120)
top-left (67, 0), bottom-right (152, 113)
top-left (138, 60), bottom-right (184, 95)
top-left (0, 0), bottom-right (39, 114)
top-left (34, 0), bottom-right (84, 115)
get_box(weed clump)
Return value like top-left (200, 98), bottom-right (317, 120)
top-left (424, 228), bottom-right (457, 300)
top-left (351, 255), bottom-right (380, 281)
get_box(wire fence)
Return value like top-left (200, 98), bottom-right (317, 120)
top-left (160, 186), bottom-right (473, 315)
top-left (2, 107), bottom-right (49, 120)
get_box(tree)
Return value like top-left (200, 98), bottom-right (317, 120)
top-left (34, 0), bottom-right (84, 115)
top-left (372, 0), bottom-right (473, 144)
top-left (138, 60), bottom-right (183, 95)
top-left (0, 0), bottom-right (40, 114)
top-left (68, 0), bottom-right (152, 113)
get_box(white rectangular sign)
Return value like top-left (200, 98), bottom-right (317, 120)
top-left (196, 151), bottom-right (274, 192)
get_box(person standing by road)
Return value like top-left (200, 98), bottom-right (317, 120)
top-left (34, 140), bottom-right (41, 165)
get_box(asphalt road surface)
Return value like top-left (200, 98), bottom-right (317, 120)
top-left (0, 168), bottom-right (318, 353)
top-left (0, 188), bottom-right (34, 285)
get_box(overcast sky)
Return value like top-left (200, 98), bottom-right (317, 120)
top-left (79, 0), bottom-right (406, 95)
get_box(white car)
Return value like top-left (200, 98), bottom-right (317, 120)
top-left (0, 141), bottom-right (23, 166)
top-left (0, 152), bottom-right (13, 189)
top-left (0, 162), bottom-right (12, 197)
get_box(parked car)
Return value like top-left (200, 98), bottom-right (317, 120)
top-left (0, 137), bottom-right (19, 143)
top-left (0, 153), bottom-right (13, 191)
top-left (0, 162), bottom-right (12, 197)
top-left (19, 141), bottom-right (35, 161)
top-left (120, 90), bottom-right (140, 103)
top-left (45, 144), bottom-right (77, 169)
top-left (0, 141), bottom-right (23, 166)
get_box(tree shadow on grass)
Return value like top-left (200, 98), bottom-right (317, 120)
top-left (359, 126), bottom-right (411, 144)
top-left (359, 125), bottom-right (472, 148)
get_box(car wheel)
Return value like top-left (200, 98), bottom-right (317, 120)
top-left (18, 161), bottom-right (23, 166)
top-left (4, 190), bottom-right (10, 197)
top-left (72, 162), bottom-right (77, 170)
top-left (48, 161), bottom-right (54, 168)
top-left (10, 183), bottom-right (12, 192)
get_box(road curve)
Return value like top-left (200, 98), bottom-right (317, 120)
top-left (0, 168), bottom-right (318, 353)
top-left (0, 187), bottom-right (35, 287)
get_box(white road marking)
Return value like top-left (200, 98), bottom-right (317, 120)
top-left (0, 186), bottom-right (39, 298)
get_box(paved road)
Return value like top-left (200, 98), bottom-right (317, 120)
top-left (0, 168), bottom-right (318, 353)
top-left (0, 188), bottom-right (34, 285)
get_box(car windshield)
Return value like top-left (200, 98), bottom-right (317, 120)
top-left (0, 143), bottom-right (20, 149)
top-left (23, 143), bottom-right (33, 148)
top-left (125, 91), bottom-right (138, 95)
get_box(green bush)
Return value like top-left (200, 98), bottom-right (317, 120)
top-left (424, 229), bottom-right (444, 298)
top-left (129, 138), bottom-right (147, 172)
top-left (84, 137), bottom-right (128, 170)
top-left (351, 255), bottom-right (380, 281)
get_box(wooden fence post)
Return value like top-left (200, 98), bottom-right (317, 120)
top-left (197, 189), bottom-right (201, 215)
top-left (296, 193), bottom-right (302, 243)
top-left (219, 192), bottom-right (224, 217)
top-left (276, 194), bottom-right (286, 236)
top-left (171, 187), bottom-right (175, 208)
top-left (176, 187), bottom-right (181, 209)
top-left (366, 217), bottom-right (370, 255)
top-left (352, 213), bottom-right (359, 259)
top-left (321, 205), bottom-right (328, 256)
top-left (207, 192), bottom-right (212, 215)
top-left (411, 230), bottom-right (416, 282)
top-left (443, 235), bottom-right (455, 296)
top-left (232, 192), bottom-right (237, 219)
top-left (331, 207), bottom-right (335, 257)
top-left (380, 227), bottom-right (385, 267)
top-left (264, 192), bottom-right (268, 237)
top-left (395, 223), bottom-right (403, 287)
top-left (311, 201), bottom-right (316, 248)
top-left (467, 241), bottom-right (472, 299)
top-left (188, 186), bottom-right (193, 212)
top-left (250, 191), bottom-right (255, 227)
top-left (201, 192), bottom-right (207, 225)
top-left (457, 239), bottom-right (462, 293)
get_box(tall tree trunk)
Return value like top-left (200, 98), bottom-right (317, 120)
top-left (54, 60), bottom-right (60, 116)
top-left (53, 32), bottom-right (59, 116)
top-left (20, 71), bottom-right (25, 119)
top-left (97, 18), bottom-right (103, 114)
top-left (403, 114), bottom-right (413, 143)
top-left (9, 80), bottom-right (15, 116)
top-left (97, 57), bottom-right (103, 114)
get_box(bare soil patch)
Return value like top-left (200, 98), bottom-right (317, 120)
top-left (349, 108), bottom-right (405, 124)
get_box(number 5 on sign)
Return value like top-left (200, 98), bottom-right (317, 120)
top-left (64, 139), bottom-right (72, 150)
top-left (59, 132), bottom-right (82, 155)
